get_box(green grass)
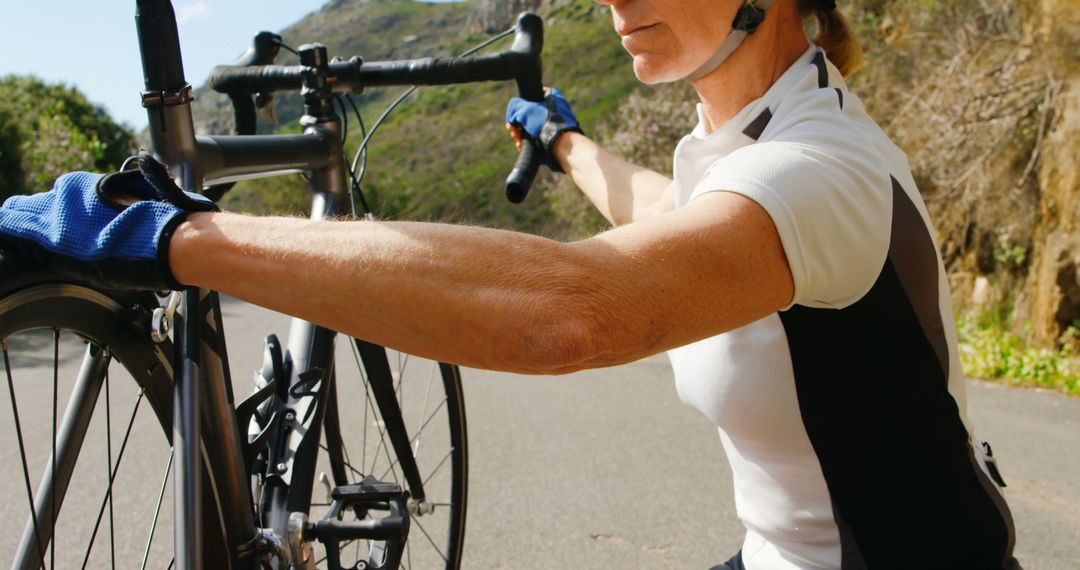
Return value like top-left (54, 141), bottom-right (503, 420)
top-left (957, 309), bottom-right (1080, 397)
top-left (195, 1), bottom-right (639, 238)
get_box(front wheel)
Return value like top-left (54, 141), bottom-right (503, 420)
top-left (0, 280), bottom-right (233, 568)
top-left (315, 337), bottom-right (468, 570)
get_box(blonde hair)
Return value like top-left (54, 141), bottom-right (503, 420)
top-left (797, 1), bottom-right (865, 78)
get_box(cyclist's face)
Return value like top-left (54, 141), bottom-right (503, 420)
top-left (595, 0), bottom-right (742, 83)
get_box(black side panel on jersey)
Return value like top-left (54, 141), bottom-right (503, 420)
top-left (777, 180), bottom-right (1018, 569)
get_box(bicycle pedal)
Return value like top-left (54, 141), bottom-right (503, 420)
top-left (331, 476), bottom-right (405, 505)
top-left (306, 476), bottom-right (409, 542)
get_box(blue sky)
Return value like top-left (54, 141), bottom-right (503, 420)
top-left (0, 1), bottom-right (460, 130)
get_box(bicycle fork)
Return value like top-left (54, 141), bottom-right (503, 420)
top-left (171, 289), bottom-right (260, 569)
top-left (239, 327), bottom-right (430, 569)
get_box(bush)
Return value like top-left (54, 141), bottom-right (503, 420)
top-left (957, 308), bottom-right (1080, 396)
top-left (0, 75), bottom-right (134, 201)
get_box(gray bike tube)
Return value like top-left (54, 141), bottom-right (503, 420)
top-left (13, 345), bottom-right (109, 570)
top-left (147, 100), bottom-right (203, 187)
top-left (173, 291), bottom-right (203, 570)
top-left (158, 104), bottom-right (259, 566)
top-left (261, 116), bottom-right (350, 540)
top-left (198, 289), bottom-right (260, 565)
top-left (196, 131), bottom-right (339, 186)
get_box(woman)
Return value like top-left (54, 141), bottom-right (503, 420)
top-left (0, 0), bottom-right (1020, 567)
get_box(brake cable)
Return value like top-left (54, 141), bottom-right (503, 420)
top-left (344, 24), bottom-right (519, 219)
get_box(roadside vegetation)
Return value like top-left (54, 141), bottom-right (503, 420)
top-left (958, 309), bottom-right (1080, 397)
top-left (0, 76), bottom-right (135, 203)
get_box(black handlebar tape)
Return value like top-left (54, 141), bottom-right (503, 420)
top-left (136, 0), bottom-right (187, 92)
top-left (506, 139), bottom-right (542, 204)
top-left (226, 32), bottom-right (282, 136)
top-left (504, 13), bottom-right (545, 203)
top-left (208, 17), bottom-right (545, 95)
top-left (353, 52), bottom-right (524, 87)
top-left (208, 64), bottom-right (306, 95)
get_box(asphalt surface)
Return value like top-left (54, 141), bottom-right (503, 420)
top-left (461, 358), bottom-right (1080, 569)
top-left (2, 297), bottom-right (1077, 568)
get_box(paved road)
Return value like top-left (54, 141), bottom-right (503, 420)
top-left (2, 297), bottom-right (1077, 568)
top-left (214, 298), bottom-right (1080, 569)
top-left (461, 358), bottom-right (1080, 569)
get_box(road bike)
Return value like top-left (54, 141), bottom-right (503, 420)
top-left (0, 1), bottom-right (548, 568)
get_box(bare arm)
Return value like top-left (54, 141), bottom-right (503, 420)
top-left (169, 191), bottom-right (792, 375)
top-left (508, 127), bottom-right (674, 226)
top-left (555, 132), bottom-right (675, 226)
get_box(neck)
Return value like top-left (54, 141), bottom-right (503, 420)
top-left (691, 3), bottom-right (808, 132)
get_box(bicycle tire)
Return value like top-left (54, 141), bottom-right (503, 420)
top-left (316, 338), bottom-right (468, 570)
top-left (0, 265), bottom-right (469, 569)
top-left (0, 274), bottom-right (232, 568)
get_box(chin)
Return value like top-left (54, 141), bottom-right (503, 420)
top-left (631, 54), bottom-right (686, 85)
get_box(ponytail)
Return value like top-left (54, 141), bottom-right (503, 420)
top-left (797, 1), bottom-right (865, 78)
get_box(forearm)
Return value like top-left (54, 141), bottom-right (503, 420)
top-left (555, 131), bottom-right (674, 226)
top-left (169, 213), bottom-right (652, 374)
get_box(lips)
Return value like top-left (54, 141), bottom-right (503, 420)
top-left (618, 22), bottom-right (659, 37)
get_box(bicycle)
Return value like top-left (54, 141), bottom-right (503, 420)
top-left (0, 1), bottom-right (548, 568)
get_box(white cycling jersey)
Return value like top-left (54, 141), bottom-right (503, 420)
top-left (668, 45), bottom-right (1020, 570)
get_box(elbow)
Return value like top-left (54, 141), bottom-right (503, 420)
top-left (512, 298), bottom-right (655, 376)
top-left (515, 319), bottom-right (598, 375)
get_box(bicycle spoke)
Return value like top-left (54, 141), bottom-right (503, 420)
top-left (396, 353), bottom-right (410, 384)
top-left (342, 440), bottom-right (358, 480)
top-left (395, 354), bottom-right (405, 411)
top-left (81, 388), bottom-right (145, 568)
top-left (351, 342), bottom-right (370, 472)
top-left (314, 538), bottom-right (357, 567)
top-left (356, 357), bottom-right (400, 485)
top-left (3, 339), bottom-right (47, 566)
top-left (104, 365), bottom-right (117, 570)
top-left (378, 399), bottom-right (448, 482)
top-left (414, 365), bottom-right (437, 456)
top-left (141, 450), bottom-right (173, 570)
top-left (411, 517), bottom-right (448, 563)
top-left (319, 443), bottom-right (365, 481)
top-left (52, 330), bottom-right (58, 570)
top-left (422, 449), bottom-right (455, 487)
top-left (411, 398), bottom-right (447, 450)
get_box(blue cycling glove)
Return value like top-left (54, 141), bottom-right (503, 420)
top-left (0, 154), bottom-right (217, 291)
top-left (506, 87), bottom-right (583, 173)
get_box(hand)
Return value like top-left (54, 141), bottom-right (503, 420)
top-left (505, 87), bottom-right (583, 173)
top-left (0, 153), bottom-right (217, 291)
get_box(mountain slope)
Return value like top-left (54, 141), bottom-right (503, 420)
top-left (193, 0), bottom-right (638, 236)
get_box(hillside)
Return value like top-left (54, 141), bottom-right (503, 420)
top-left (192, 0), bottom-right (636, 235)
top-left (190, 0), bottom-right (1079, 358)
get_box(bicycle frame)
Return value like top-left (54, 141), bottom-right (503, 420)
top-left (133, 1), bottom-right (543, 567)
top-left (138, 3), bottom-right (398, 569)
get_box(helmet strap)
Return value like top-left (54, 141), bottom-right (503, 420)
top-left (684, 0), bottom-right (777, 82)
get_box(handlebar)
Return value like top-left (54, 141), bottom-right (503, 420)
top-left (208, 13), bottom-right (546, 203)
